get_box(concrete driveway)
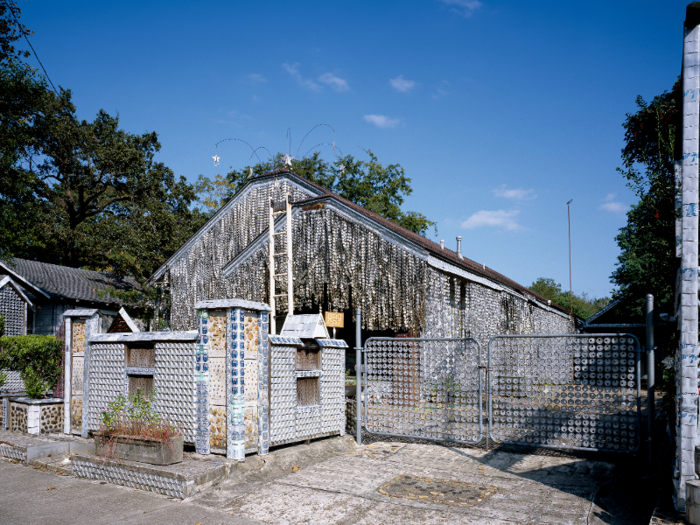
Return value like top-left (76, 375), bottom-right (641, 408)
top-left (0, 438), bottom-right (658, 524)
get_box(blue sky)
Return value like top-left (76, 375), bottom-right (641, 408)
top-left (18, 0), bottom-right (686, 302)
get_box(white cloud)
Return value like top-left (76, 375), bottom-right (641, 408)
top-left (599, 201), bottom-right (627, 213)
top-left (318, 72), bottom-right (349, 92)
top-left (599, 193), bottom-right (627, 213)
top-left (283, 63), bottom-right (321, 91)
top-left (493, 184), bottom-right (536, 200)
top-left (247, 73), bottom-right (266, 84)
top-left (438, 0), bottom-right (483, 18)
top-left (363, 114), bottom-right (400, 129)
top-left (461, 210), bottom-right (522, 231)
top-left (390, 75), bottom-right (416, 93)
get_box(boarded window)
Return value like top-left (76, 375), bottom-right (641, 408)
top-left (128, 375), bottom-right (153, 395)
top-left (296, 347), bottom-right (320, 370)
top-left (297, 377), bottom-right (320, 406)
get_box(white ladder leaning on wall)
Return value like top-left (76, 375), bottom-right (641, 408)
top-left (268, 195), bottom-right (294, 334)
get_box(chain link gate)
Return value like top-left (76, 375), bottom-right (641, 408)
top-left (487, 334), bottom-right (641, 453)
top-left (362, 337), bottom-right (483, 444)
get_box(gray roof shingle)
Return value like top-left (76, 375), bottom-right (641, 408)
top-left (1, 258), bottom-right (140, 305)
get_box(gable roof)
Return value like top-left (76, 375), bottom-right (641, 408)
top-left (0, 275), bottom-right (33, 307)
top-left (148, 169), bottom-right (569, 316)
top-left (0, 258), bottom-right (140, 305)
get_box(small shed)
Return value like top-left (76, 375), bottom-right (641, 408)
top-left (268, 313), bottom-right (346, 445)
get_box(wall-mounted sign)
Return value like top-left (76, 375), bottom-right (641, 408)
top-left (324, 311), bottom-right (344, 329)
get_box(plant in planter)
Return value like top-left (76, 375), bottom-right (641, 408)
top-left (0, 334), bottom-right (64, 433)
top-left (0, 334), bottom-right (63, 398)
top-left (96, 389), bottom-right (184, 465)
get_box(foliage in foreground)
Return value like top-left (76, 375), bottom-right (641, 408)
top-left (529, 277), bottom-right (611, 320)
top-left (0, 335), bottom-right (62, 398)
top-left (610, 80), bottom-right (680, 318)
top-left (100, 389), bottom-right (181, 442)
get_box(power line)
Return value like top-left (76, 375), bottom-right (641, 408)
top-left (2, 0), bottom-right (58, 93)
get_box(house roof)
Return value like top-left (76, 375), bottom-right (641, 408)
top-left (261, 170), bottom-right (571, 315)
top-left (148, 168), bottom-right (569, 316)
top-left (0, 258), bottom-right (140, 305)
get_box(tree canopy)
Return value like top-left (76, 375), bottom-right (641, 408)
top-left (529, 277), bottom-right (610, 320)
top-left (609, 80), bottom-right (679, 317)
top-left (0, 6), bottom-right (207, 282)
top-left (197, 151), bottom-right (436, 237)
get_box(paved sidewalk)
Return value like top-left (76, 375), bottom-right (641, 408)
top-left (0, 439), bottom-right (658, 524)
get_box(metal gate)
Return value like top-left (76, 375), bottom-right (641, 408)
top-left (362, 337), bottom-right (483, 444)
top-left (488, 334), bottom-right (641, 453)
top-left (360, 333), bottom-right (641, 453)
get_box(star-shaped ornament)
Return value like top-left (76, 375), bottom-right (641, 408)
top-left (284, 153), bottom-right (294, 166)
top-left (213, 154), bottom-right (220, 166)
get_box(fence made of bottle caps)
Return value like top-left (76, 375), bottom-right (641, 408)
top-left (363, 337), bottom-right (483, 444)
top-left (487, 334), bottom-right (641, 453)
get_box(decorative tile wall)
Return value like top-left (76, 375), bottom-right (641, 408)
top-left (257, 311), bottom-right (270, 455)
top-left (72, 322), bottom-right (86, 354)
top-left (226, 308), bottom-right (245, 460)
top-left (195, 310), bottom-right (211, 454)
top-left (269, 339), bottom-right (345, 446)
top-left (71, 358), bottom-right (84, 394)
top-left (209, 406), bottom-right (226, 450)
top-left (153, 342), bottom-right (196, 444)
top-left (0, 284), bottom-right (26, 336)
top-left (208, 312), bottom-right (227, 358)
top-left (86, 343), bottom-right (124, 432)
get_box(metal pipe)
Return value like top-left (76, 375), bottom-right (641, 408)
top-left (355, 307), bottom-right (362, 446)
top-left (646, 294), bottom-right (655, 470)
top-left (456, 236), bottom-right (463, 259)
top-left (440, 239), bottom-right (445, 250)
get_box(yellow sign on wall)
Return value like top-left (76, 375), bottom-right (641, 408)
top-left (324, 311), bottom-right (344, 328)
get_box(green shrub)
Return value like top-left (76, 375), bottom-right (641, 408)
top-left (0, 315), bottom-right (5, 337)
top-left (0, 335), bottom-right (63, 399)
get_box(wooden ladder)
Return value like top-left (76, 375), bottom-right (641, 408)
top-left (268, 195), bottom-right (293, 334)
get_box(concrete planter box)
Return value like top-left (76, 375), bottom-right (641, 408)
top-left (95, 433), bottom-right (184, 465)
top-left (8, 398), bottom-right (63, 434)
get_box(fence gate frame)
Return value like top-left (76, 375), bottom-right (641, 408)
top-left (486, 333), bottom-right (642, 454)
top-left (360, 337), bottom-right (484, 446)
top-left (357, 332), bottom-right (642, 455)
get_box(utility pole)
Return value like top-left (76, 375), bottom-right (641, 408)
top-left (567, 199), bottom-right (573, 328)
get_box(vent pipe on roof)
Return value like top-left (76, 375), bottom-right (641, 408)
top-left (456, 236), bottom-right (463, 259)
top-left (440, 239), bottom-right (445, 250)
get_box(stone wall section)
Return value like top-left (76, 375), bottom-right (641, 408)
top-left (10, 402), bottom-right (27, 433)
top-left (40, 403), bottom-right (63, 433)
top-left (70, 398), bottom-right (83, 432)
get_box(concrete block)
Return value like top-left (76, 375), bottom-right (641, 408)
top-left (69, 441), bottom-right (94, 455)
top-left (689, 480), bottom-right (700, 524)
top-left (26, 442), bottom-right (69, 461)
